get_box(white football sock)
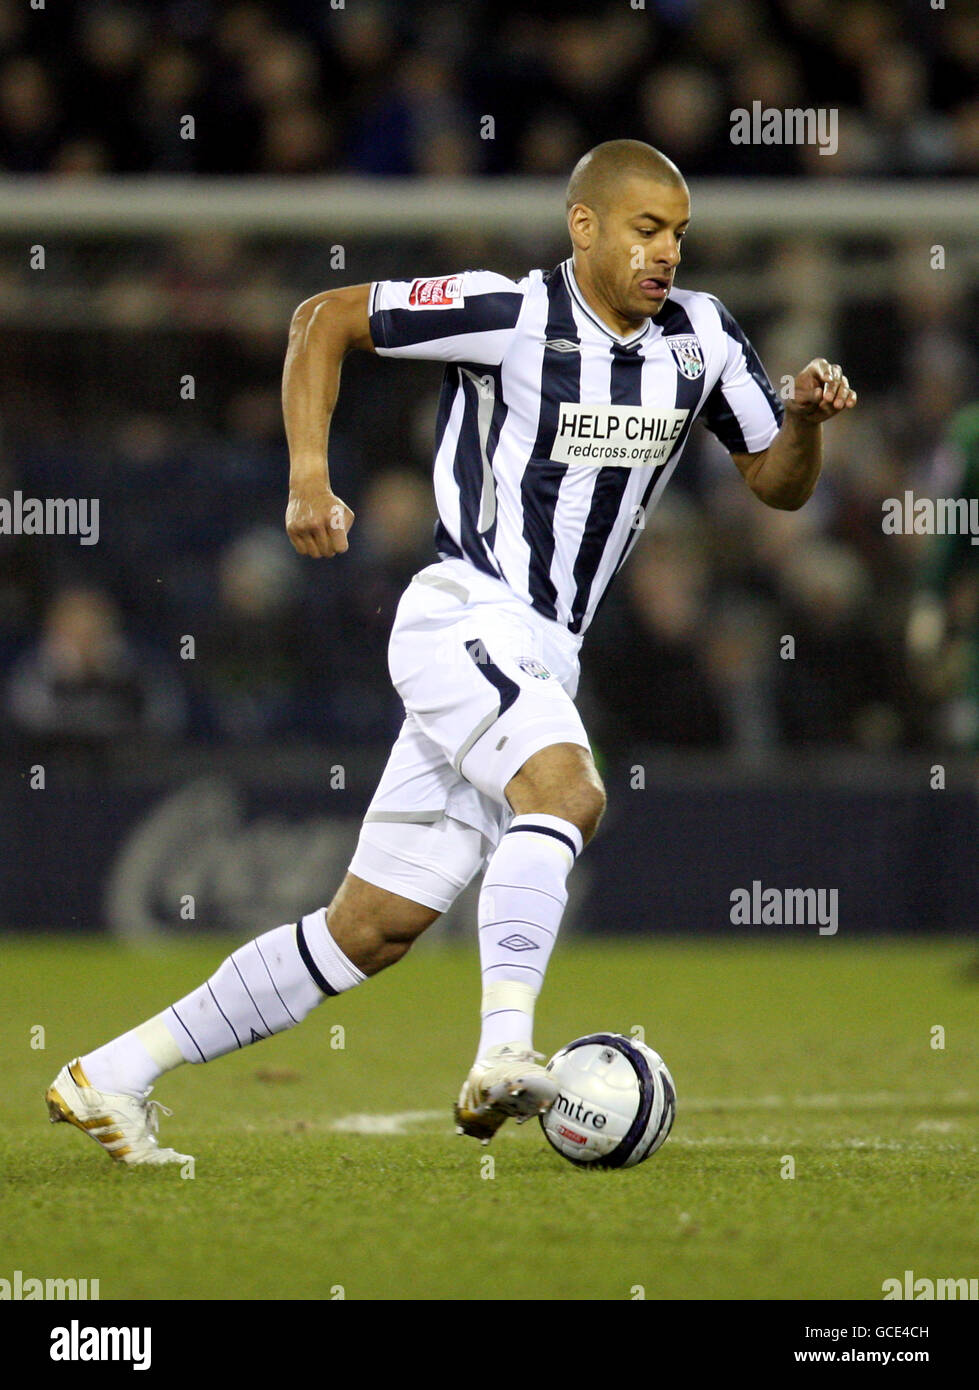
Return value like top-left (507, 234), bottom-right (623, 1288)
top-left (80, 909), bottom-right (365, 1094)
top-left (476, 812), bottom-right (582, 1057)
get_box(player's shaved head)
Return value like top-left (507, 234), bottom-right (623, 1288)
top-left (565, 140), bottom-right (686, 217)
top-left (565, 140), bottom-right (691, 334)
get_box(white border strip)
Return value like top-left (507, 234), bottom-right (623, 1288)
top-left (0, 178), bottom-right (975, 235)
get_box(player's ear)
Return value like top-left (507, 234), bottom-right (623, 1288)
top-left (568, 203), bottom-right (596, 252)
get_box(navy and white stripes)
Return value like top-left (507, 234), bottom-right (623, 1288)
top-left (370, 261), bottom-right (783, 636)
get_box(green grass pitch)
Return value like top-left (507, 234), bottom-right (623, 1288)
top-left (2, 935), bottom-right (976, 1301)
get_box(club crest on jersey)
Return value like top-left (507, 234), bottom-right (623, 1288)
top-left (667, 335), bottom-right (705, 380)
top-left (516, 656), bottom-right (552, 680)
top-left (408, 275), bottom-right (464, 308)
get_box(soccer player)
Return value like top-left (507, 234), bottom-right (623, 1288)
top-left (46, 140), bottom-right (856, 1163)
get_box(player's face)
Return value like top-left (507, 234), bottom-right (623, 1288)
top-left (577, 177), bottom-right (691, 331)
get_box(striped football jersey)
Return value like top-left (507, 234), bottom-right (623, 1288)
top-left (369, 259), bottom-right (783, 636)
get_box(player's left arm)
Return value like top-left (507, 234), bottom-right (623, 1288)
top-left (731, 358), bottom-right (857, 510)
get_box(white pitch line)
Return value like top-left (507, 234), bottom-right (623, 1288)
top-left (329, 1110), bottom-right (448, 1135)
top-left (680, 1091), bottom-right (973, 1113)
top-left (325, 1092), bottom-right (975, 1138)
top-left (671, 1136), bottom-right (975, 1151)
top-left (669, 1136), bottom-right (908, 1149)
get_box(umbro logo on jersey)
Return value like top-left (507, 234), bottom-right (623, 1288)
top-left (543, 338), bottom-right (580, 353)
top-left (667, 334), bottom-right (706, 379)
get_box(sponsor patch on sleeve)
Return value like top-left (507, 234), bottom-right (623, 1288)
top-left (407, 275), bottom-right (464, 309)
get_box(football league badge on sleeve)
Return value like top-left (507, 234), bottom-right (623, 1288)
top-left (667, 335), bottom-right (705, 380)
top-left (408, 276), bottom-right (464, 308)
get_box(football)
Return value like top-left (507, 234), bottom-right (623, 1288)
top-left (539, 1033), bottom-right (676, 1167)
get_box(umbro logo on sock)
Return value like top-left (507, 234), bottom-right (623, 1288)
top-left (498, 934), bottom-right (539, 951)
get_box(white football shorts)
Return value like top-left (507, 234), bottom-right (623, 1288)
top-left (347, 558), bottom-right (590, 912)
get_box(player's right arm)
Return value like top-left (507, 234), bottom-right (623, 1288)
top-left (282, 283), bottom-right (374, 558)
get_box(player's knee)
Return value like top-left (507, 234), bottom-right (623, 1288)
top-left (506, 744), bottom-right (607, 845)
top-left (565, 776), bottom-right (606, 844)
top-left (531, 776), bottom-right (605, 845)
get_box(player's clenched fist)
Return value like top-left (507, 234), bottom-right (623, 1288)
top-left (285, 485), bottom-right (354, 557)
top-left (786, 358), bottom-right (857, 424)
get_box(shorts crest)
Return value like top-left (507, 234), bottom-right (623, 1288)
top-left (516, 656), bottom-right (552, 680)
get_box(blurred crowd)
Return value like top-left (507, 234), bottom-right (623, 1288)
top-left (0, 0), bottom-right (976, 178)
top-left (0, 218), bottom-right (976, 756)
top-left (0, 0), bottom-right (977, 757)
